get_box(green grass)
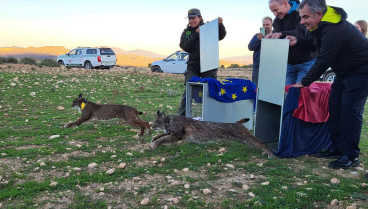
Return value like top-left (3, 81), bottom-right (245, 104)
top-left (0, 65), bottom-right (367, 208)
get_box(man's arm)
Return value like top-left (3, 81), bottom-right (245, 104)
top-left (300, 28), bottom-right (342, 86)
top-left (218, 18), bottom-right (227, 40)
top-left (248, 34), bottom-right (261, 51)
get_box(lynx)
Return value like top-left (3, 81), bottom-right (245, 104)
top-left (65, 94), bottom-right (151, 136)
top-left (151, 111), bottom-right (274, 158)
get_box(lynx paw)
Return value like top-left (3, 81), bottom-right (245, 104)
top-left (150, 142), bottom-right (158, 150)
top-left (262, 151), bottom-right (275, 159)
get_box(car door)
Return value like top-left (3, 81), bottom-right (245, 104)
top-left (160, 53), bottom-right (179, 73)
top-left (173, 52), bottom-right (188, 73)
top-left (65, 49), bottom-right (78, 66)
top-left (74, 49), bottom-right (84, 66)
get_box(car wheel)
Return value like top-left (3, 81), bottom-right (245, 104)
top-left (58, 60), bottom-right (65, 66)
top-left (84, 61), bottom-right (93, 69)
top-left (151, 66), bottom-right (163, 73)
top-left (323, 71), bottom-right (336, 82)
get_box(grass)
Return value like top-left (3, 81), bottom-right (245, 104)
top-left (0, 64), bottom-right (367, 208)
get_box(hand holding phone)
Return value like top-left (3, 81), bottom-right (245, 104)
top-left (260, 27), bottom-right (265, 37)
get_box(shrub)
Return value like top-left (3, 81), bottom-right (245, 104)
top-left (6, 57), bottom-right (19, 64)
top-left (21, 57), bottom-right (38, 65)
top-left (228, 64), bottom-right (240, 68)
top-left (0, 57), bottom-right (6, 64)
top-left (39, 59), bottom-right (59, 67)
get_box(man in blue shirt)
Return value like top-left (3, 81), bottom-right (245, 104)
top-left (248, 17), bottom-right (273, 87)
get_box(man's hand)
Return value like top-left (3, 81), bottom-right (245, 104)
top-left (196, 27), bottom-right (200, 33)
top-left (266, 32), bottom-right (283, 39)
top-left (257, 33), bottom-right (263, 40)
top-left (218, 17), bottom-right (223, 24)
top-left (293, 82), bottom-right (304, 88)
top-left (285, 36), bottom-right (298, 46)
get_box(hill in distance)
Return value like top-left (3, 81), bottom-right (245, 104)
top-left (0, 46), bottom-right (251, 67)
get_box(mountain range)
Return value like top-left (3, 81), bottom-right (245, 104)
top-left (0, 46), bottom-right (252, 67)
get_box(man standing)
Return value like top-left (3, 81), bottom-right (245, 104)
top-left (177, 8), bottom-right (226, 116)
top-left (267, 0), bottom-right (316, 85)
top-left (248, 17), bottom-right (273, 86)
top-left (287, 0), bottom-right (368, 169)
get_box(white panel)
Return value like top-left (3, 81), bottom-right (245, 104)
top-left (258, 39), bottom-right (289, 106)
top-left (200, 18), bottom-right (219, 73)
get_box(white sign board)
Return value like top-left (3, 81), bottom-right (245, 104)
top-left (200, 18), bottom-right (219, 73)
top-left (258, 39), bottom-right (289, 106)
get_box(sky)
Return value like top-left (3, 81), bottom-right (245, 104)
top-left (0, 0), bottom-right (367, 58)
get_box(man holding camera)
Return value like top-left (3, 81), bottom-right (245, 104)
top-left (248, 17), bottom-right (273, 86)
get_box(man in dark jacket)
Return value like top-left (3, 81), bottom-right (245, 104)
top-left (268, 0), bottom-right (316, 85)
top-left (287, 0), bottom-right (368, 169)
top-left (177, 8), bottom-right (227, 116)
top-left (248, 17), bottom-right (273, 87)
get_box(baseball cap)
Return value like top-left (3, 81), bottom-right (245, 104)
top-left (188, 8), bottom-right (201, 18)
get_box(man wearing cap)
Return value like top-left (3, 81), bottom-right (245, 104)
top-left (177, 8), bottom-right (226, 116)
top-left (267, 0), bottom-right (316, 85)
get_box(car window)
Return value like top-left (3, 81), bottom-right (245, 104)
top-left (76, 49), bottom-right (84, 55)
top-left (100, 48), bottom-right (115, 55)
top-left (166, 53), bottom-right (178, 62)
top-left (178, 53), bottom-right (188, 61)
top-left (86, 49), bottom-right (97, 54)
top-left (68, 49), bottom-right (77, 55)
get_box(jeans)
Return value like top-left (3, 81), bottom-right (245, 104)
top-left (285, 58), bottom-right (316, 85)
top-left (252, 65), bottom-right (259, 87)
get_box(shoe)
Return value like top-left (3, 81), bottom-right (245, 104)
top-left (328, 155), bottom-right (360, 169)
top-left (314, 148), bottom-right (342, 159)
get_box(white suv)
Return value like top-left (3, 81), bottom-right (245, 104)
top-left (151, 51), bottom-right (188, 74)
top-left (57, 47), bottom-right (117, 69)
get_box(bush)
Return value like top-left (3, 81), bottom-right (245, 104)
top-left (39, 59), bottom-right (59, 67)
top-left (228, 64), bottom-right (240, 68)
top-left (21, 57), bottom-right (38, 65)
top-left (0, 57), bottom-right (6, 64)
top-left (6, 57), bottom-right (19, 64)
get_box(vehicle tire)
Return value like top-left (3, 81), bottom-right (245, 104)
top-left (151, 66), bottom-right (163, 73)
top-left (84, 61), bottom-right (93, 69)
top-left (323, 71), bottom-right (336, 82)
top-left (58, 60), bottom-right (65, 66)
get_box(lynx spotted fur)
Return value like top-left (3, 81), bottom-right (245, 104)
top-left (151, 111), bottom-right (274, 158)
top-left (65, 94), bottom-right (151, 136)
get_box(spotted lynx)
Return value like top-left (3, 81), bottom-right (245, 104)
top-left (65, 94), bottom-right (151, 136)
top-left (151, 111), bottom-right (274, 158)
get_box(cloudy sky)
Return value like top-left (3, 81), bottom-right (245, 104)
top-left (0, 0), bottom-right (366, 58)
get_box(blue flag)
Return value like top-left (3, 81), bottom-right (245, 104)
top-left (189, 77), bottom-right (257, 103)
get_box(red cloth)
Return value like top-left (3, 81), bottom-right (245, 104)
top-left (291, 82), bottom-right (332, 123)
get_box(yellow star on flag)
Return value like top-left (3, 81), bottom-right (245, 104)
top-left (198, 91), bottom-right (203, 97)
top-left (242, 86), bottom-right (248, 93)
top-left (232, 93), bottom-right (237, 100)
top-left (220, 88), bottom-right (226, 95)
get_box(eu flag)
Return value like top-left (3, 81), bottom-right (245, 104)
top-left (189, 77), bottom-right (257, 103)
